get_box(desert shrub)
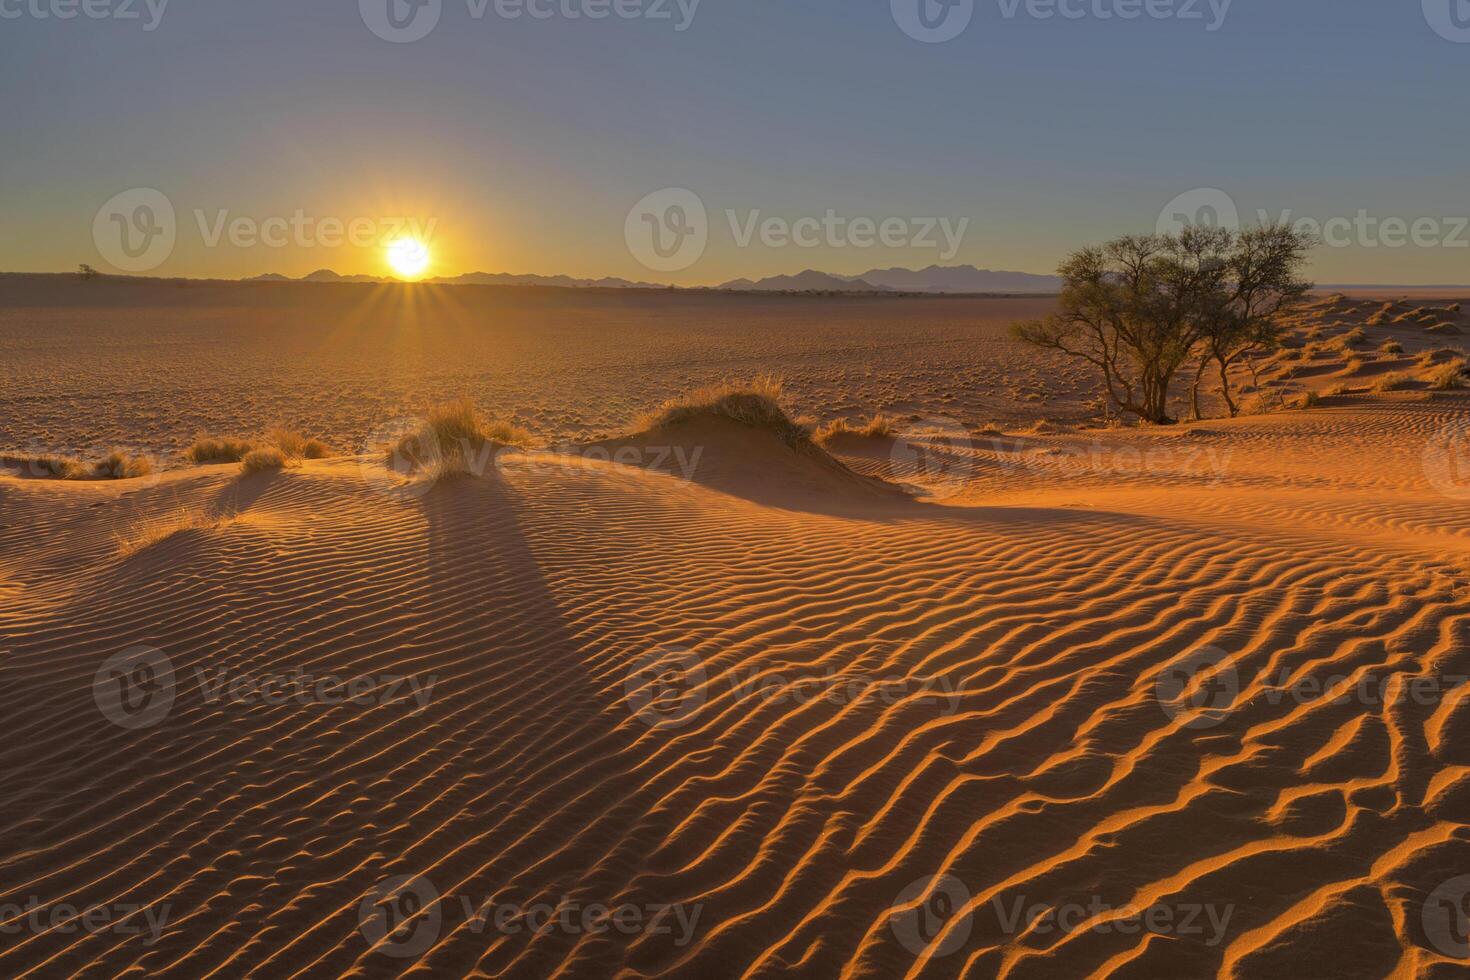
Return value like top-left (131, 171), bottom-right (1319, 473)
top-left (637, 377), bottom-right (811, 446)
top-left (1427, 359), bottom-right (1468, 390)
top-left (1427, 323), bottom-right (1463, 336)
top-left (1289, 390), bottom-right (1320, 409)
top-left (265, 428), bottom-right (330, 460)
top-left (815, 414), bottom-right (895, 443)
top-left (387, 398), bottom-right (532, 478)
top-left (115, 505), bottom-right (235, 558)
top-left (186, 436), bottom-right (255, 464)
top-left (240, 447), bottom-right (289, 474)
top-left (92, 452), bottom-right (153, 480)
top-left (1321, 383), bottom-right (1348, 397)
top-left (1304, 325), bottom-right (1324, 339)
top-left (1372, 372), bottom-right (1412, 393)
top-left (1379, 340), bottom-right (1403, 354)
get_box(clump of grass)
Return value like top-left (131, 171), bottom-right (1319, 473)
top-left (1289, 390), bottom-right (1321, 410)
top-left (1304, 325), bottom-right (1324, 340)
top-left (1379, 340), bottom-right (1403, 354)
top-left (637, 376), bottom-right (810, 446)
top-left (115, 505), bottom-right (235, 558)
top-left (186, 436), bottom-right (255, 464)
top-left (91, 452), bottom-right (153, 480)
top-left (240, 447), bottom-right (289, 474)
top-left (1341, 356), bottom-right (1366, 376)
top-left (265, 428), bottom-right (330, 460)
top-left (33, 455), bottom-right (87, 479)
top-left (1427, 322), bottom-right (1463, 336)
top-left (1372, 372), bottom-right (1413, 393)
top-left (814, 413), bottom-right (895, 443)
top-left (1427, 358), bottom-right (1468, 391)
top-left (387, 398), bottom-right (533, 478)
top-left (1321, 383), bottom-right (1349, 397)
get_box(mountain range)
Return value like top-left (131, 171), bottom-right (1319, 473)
top-left (247, 264), bottom-right (1063, 294)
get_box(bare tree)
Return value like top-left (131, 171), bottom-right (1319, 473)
top-left (1013, 229), bottom-right (1229, 424)
top-left (78, 264), bottom-right (99, 281)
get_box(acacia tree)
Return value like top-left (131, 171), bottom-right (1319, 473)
top-left (1192, 225), bottom-right (1314, 417)
top-left (1012, 229), bottom-right (1230, 424)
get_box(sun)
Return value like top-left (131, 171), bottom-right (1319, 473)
top-left (386, 237), bottom-right (431, 279)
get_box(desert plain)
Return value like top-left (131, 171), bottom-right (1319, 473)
top-left (2, 274), bottom-right (1470, 977)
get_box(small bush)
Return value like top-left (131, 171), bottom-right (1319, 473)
top-left (92, 452), bottom-right (153, 480)
top-left (1289, 390), bottom-right (1320, 409)
top-left (1372, 372), bottom-right (1413, 393)
top-left (1321, 383), bottom-right (1348, 397)
top-left (636, 377), bottom-right (810, 446)
top-left (266, 428), bottom-right (330, 460)
top-left (1428, 359), bottom-right (1468, 391)
top-left (1379, 340), bottom-right (1403, 354)
top-left (241, 447), bottom-right (289, 474)
top-left (387, 398), bottom-right (533, 478)
top-left (815, 414), bottom-right (895, 443)
top-left (186, 436), bottom-right (255, 464)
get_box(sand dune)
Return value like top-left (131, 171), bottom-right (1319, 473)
top-left (3, 357), bottom-right (1470, 975)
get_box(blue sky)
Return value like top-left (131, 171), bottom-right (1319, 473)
top-left (2, 0), bottom-right (1468, 283)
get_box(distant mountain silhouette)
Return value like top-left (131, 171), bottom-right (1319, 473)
top-left (844, 265), bottom-right (1061, 293)
top-left (716, 270), bottom-right (892, 293)
top-left (239, 264), bottom-right (1061, 293)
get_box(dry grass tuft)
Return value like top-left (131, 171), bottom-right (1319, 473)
top-left (637, 376), bottom-right (811, 446)
top-left (91, 452), bottom-right (153, 480)
top-left (186, 436), bottom-right (255, 464)
top-left (115, 505), bottom-right (236, 558)
top-left (814, 413), bottom-right (896, 443)
top-left (1427, 359), bottom-right (1468, 391)
top-left (1372, 372), bottom-right (1413, 393)
top-left (1379, 340), bottom-right (1403, 354)
top-left (386, 398), bottom-right (533, 479)
top-left (265, 428), bottom-right (330, 460)
top-left (240, 447), bottom-right (289, 474)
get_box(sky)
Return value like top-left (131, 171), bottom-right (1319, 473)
top-left (2, 0), bottom-right (1469, 285)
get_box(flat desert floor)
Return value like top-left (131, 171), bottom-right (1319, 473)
top-left (3, 279), bottom-right (1470, 978)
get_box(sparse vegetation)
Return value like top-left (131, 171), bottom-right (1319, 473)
top-left (637, 377), bottom-right (811, 446)
top-left (1379, 340), bottom-right (1403, 354)
top-left (186, 436), bottom-right (256, 464)
top-left (91, 451), bottom-right (153, 480)
top-left (1013, 226), bottom-right (1312, 423)
top-left (1372, 372), bottom-right (1413, 393)
top-left (814, 413), bottom-right (895, 443)
top-left (386, 398), bottom-right (533, 478)
top-left (240, 447), bottom-right (289, 474)
top-left (265, 428), bottom-right (330, 460)
top-left (115, 505), bottom-right (235, 558)
top-left (1427, 359), bottom-right (1468, 390)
